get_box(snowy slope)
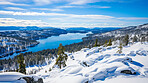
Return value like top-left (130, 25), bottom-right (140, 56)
top-left (0, 72), bottom-right (26, 83)
top-left (28, 42), bottom-right (148, 83)
top-left (0, 72), bottom-right (43, 83)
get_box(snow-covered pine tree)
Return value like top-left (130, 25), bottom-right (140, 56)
top-left (17, 53), bottom-right (26, 74)
top-left (94, 39), bottom-right (98, 47)
top-left (133, 35), bottom-right (138, 42)
top-left (104, 40), bottom-right (108, 47)
top-left (117, 43), bottom-right (123, 54)
top-left (107, 39), bottom-right (112, 46)
top-left (141, 36), bottom-right (145, 42)
top-left (123, 34), bottom-right (129, 46)
top-left (55, 43), bottom-right (68, 69)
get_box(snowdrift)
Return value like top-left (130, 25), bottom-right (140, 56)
top-left (28, 42), bottom-right (148, 83)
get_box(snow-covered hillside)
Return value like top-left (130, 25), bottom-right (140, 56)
top-left (0, 72), bottom-right (43, 83)
top-left (27, 42), bottom-right (148, 83)
top-left (83, 23), bottom-right (148, 41)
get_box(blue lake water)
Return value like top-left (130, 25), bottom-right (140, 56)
top-left (28, 33), bottom-right (88, 52)
top-left (0, 33), bottom-right (89, 59)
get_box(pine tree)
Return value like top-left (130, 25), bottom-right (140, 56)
top-left (117, 43), bottom-right (122, 54)
top-left (141, 36), bottom-right (145, 42)
top-left (55, 43), bottom-right (68, 69)
top-left (133, 35), bottom-right (138, 42)
top-left (107, 39), bottom-right (112, 46)
top-left (124, 34), bottom-right (129, 46)
top-left (104, 40), bottom-right (108, 47)
top-left (94, 39), bottom-right (98, 47)
top-left (17, 53), bottom-right (26, 74)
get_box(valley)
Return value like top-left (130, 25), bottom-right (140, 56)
top-left (0, 27), bottom-right (120, 59)
top-left (0, 23), bottom-right (147, 83)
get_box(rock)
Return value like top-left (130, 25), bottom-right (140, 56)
top-left (19, 76), bottom-right (43, 83)
top-left (22, 77), bottom-right (33, 83)
top-left (36, 78), bottom-right (43, 83)
top-left (120, 70), bottom-right (136, 75)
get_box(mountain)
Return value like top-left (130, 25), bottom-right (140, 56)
top-left (20, 26), bottom-right (42, 30)
top-left (66, 27), bottom-right (90, 33)
top-left (0, 26), bottom-right (22, 30)
top-left (66, 27), bottom-right (121, 33)
top-left (83, 23), bottom-right (148, 41)
top-left (23, 23), bottom-right (148, 83)
top-left (0, 26), bottom-right (42, 30)
top-left (90, 27), bottom-right (121, 34)
top-left (27, 42), bottom-right (148, 83)
top-left (0, 23), bottom-right (147, 83)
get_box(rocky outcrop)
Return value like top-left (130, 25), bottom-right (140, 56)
top-left (19, 76), bottom-right (43, 83)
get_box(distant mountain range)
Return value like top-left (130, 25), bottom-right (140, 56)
top-left (83, 23), bottom-right (148, 41)
top-left (66, 27), bottom-right (121, 33)
top-left (0, 26), bottom-right (121, 33)
top-left (0, 26), bottom-right (42, 30)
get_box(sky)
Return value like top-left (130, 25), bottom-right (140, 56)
top-left (0, 0), bottom-right (148, 28)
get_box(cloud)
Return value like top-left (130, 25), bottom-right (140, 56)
top-left (0, 1), bottom-right (29, 6)
top-left (5, 7), bottom-right (26, 10)
top-left (70, 15), bottom-right (114, 19)
top-left (0, 10), bottom-right (114, 19)
top-left (0, 11), bottom-right (120, 27)
top-left (0, 18), bottom-right (50, 26)
top-left (96, 6), bottom-right (111, 8)
top-left (32, 8), bottom-right (64, 11)
top-left (57, 5), bottom-right (111, 9)
top-left (57, 5), bottom-right (80, 8)
top-left (0, 10), bottom-right (147, 27)
top-left (69, 0), bottom-right (101, 5)
top-left (0, 10), bottom-right (67, 16)
top-left (0, 17), bottom-right (129, 27)
top-left (32, 0), bottom-right (116, 6)
top-left (118, 17), bottom-right (148, 20)
top-left (33, 0), bottom-right (51, 5)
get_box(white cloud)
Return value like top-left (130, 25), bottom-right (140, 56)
top-left (0, 18), bottom-right (50, 27)
top-left (33, 0), bottom-right (51, 5)
top-left (0, 10), bottom-right (146, 27)
top-left (96, 6), bottom-right (111, 8)
top-left (0, 10), bottom-right (67, 16)
top-left (118, 17), bottom-right (148, 20)
top-left (57, 5), bottom-right (80, 8)
top-left (0, 10), bottom-right (114, 20)
top-left (0, 1), bottom-right (29, 6)
top-left (0, 17), bottom-right (129, 27)
top-left (32, 8), bottom-right (64, 11)
top-left (57, 5), bottom-right (111, 9)
top-left (69, 0), bottom-right (99, 5)
top-left (5, 7), bottom-right (26, 10)
top-left (32, 0), bottom-right (116, 5)
top-left (0, 10), bottom-right (14, 15)
top-left (46, 9), bottom-right (63, 11)
top-left (70, 15), bottom-right (114, 19)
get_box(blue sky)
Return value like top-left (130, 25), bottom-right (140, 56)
top-left (0, 0), bottom-right (148, 28)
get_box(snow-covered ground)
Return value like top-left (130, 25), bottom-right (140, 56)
top-left (0, 72), bottom-right (43, 83)
top-left (0, 72), bottom-right (26, 83)
top-left (26, 42), bottom-right (148, 83)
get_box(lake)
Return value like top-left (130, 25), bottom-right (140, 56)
top-left (0, 32), bottom-right (89, 59)
top-left (28, 32), bottom-right (89, 52)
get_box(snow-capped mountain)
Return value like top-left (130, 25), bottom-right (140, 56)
top-left (101, 23), bottom-right (148, 36)
top-left (26, 42), bottom-right (148, 83)
top-left (83, 23), bottom-right (148, 41)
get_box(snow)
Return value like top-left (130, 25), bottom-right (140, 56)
top-left (0, 72), bottom-right (42, 83)
top-left (0, 72), bottom-right (26, 83)
top-left (26, 42), bottom-right (148, 83)
top-left (98, 76), bottom-right (148, 83)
